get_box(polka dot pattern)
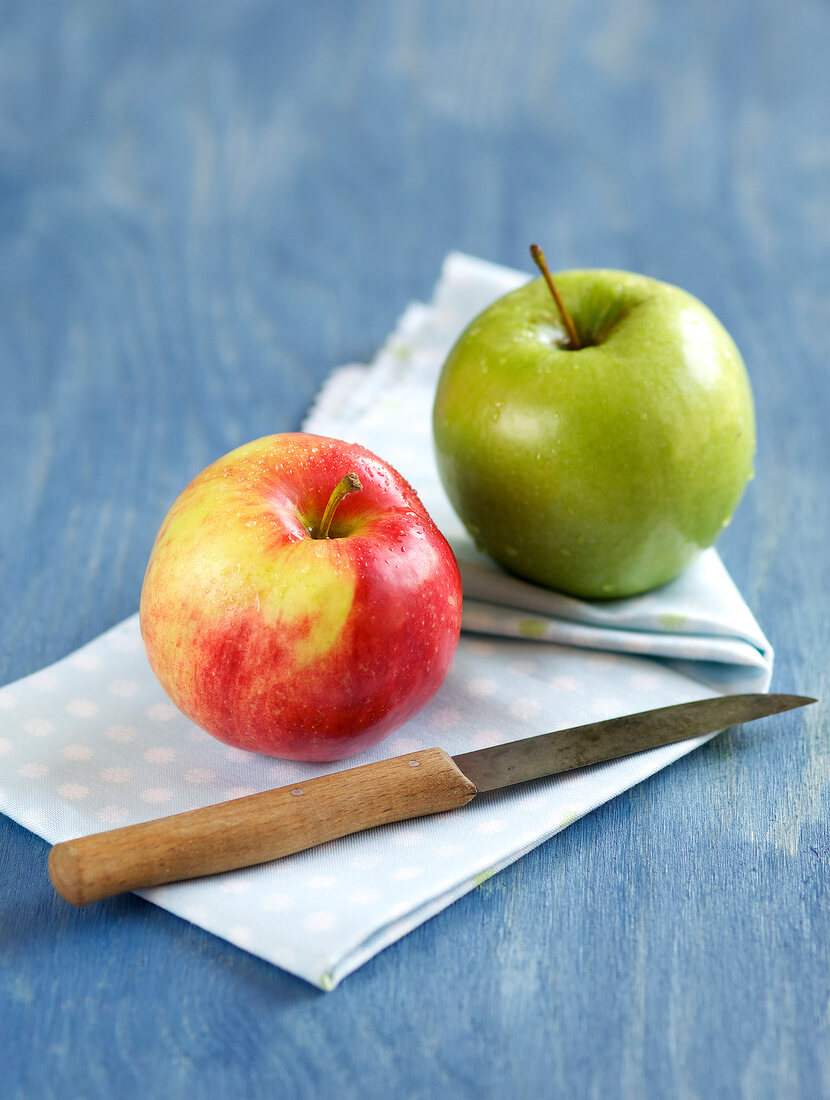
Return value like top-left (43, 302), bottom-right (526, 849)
top-left (0, 255), bottom-right (773, 991)
top-left (467, 678), bottom-right (498, 697)
top-left (101, 767), bottom-right (132, 784)
top-left (184, 768), bottom-right (216, 784)
top-left (306, 875), bottom-right (338, 890)
top-left (63, 745), bottom-right (93, 761)
top-left (348, 889), bottom-right (380, 905)
top-left (24, 718), bottom-right (55, 737)
top-left (66, 699), bottom-right (98, 718)
top-left (262, 894), bottom-right (294, 912)
top-left (32, 672), bottom-right (60, 693)
top-left (219, 879), bottom-right (251, 895)
top-left (71, 653), bottom-right (101, 671)
top-left (59, 783), bottom-right (89, 801)
top-left (109, 679), bottom-right (140, 698)
top-left (305, 912), bottom-right (338, 932)
top-left (105, 725), bottom-right (136, 743)
top-left (141, 787), bottom-right (173, 803)
top-left (510, 698), bottom-right (541, 719)
top-left (145, 747), bottom-right (175, 763)
top-left (98, 806), bottom-right (130, 825)
top-left (19, 762), bottom-right (49, 779)
top-left (148, 703), bottom-right (176, 722)
top-left (391, 866), bottom-right (423, 881)
top-left (228, 925), bottom-right (253, 947)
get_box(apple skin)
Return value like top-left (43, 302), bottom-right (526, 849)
top-left (139, 433), bottom-right (462, 762)
top-left (432, 269), bottom-right (756, 599)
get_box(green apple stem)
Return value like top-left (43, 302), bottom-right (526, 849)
top-left (530, 244), bottom-right (582, 350)
top-left (314, 472), bottom-right (363, 539)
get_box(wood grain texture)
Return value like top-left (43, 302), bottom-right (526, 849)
top-left (1, 0), bottom-right (828, 1097)
top-left (48, 749), bottom-right (477, 905)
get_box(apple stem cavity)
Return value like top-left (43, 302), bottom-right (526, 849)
top-left (530, 244), bottom-right (582, 350)
top-left (314, 472), bottom-right (363, 539)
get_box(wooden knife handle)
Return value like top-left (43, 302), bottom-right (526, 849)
top-left (48, 748), bottom-right (477, 906)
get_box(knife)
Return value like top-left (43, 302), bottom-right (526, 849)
top-left (48, 692), bottom-right (815, 906)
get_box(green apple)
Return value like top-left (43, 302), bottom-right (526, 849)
top-left (432, 261), bottom-right (755, 598)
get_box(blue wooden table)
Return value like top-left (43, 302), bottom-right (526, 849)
top-left (2, 1), bottom-right (828, 1095)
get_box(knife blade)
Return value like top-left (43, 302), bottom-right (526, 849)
top-left (48, 692), bottom-right (815, 906)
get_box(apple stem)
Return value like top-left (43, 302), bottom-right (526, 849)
top-left (314, 472), bottom-right (363, 539)
top-left (530, 244), bottom-right (582, 349)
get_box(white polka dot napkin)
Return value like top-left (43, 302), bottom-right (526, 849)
top-left (0, 253), bottom-right (772, 990)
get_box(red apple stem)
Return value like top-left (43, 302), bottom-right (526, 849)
top-left (530, 244), bottom-right (582, 349)
top-left (314, 472), bottom-right (363, 539)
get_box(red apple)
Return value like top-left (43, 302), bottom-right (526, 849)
top-left (139, 433), bottom-right (462, 761)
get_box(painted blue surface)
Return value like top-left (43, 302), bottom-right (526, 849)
top-left (1, 0), bottom-right (828, 1095)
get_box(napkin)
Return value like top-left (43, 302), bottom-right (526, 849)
top-left (0, 253), bottom-right (772, 990)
